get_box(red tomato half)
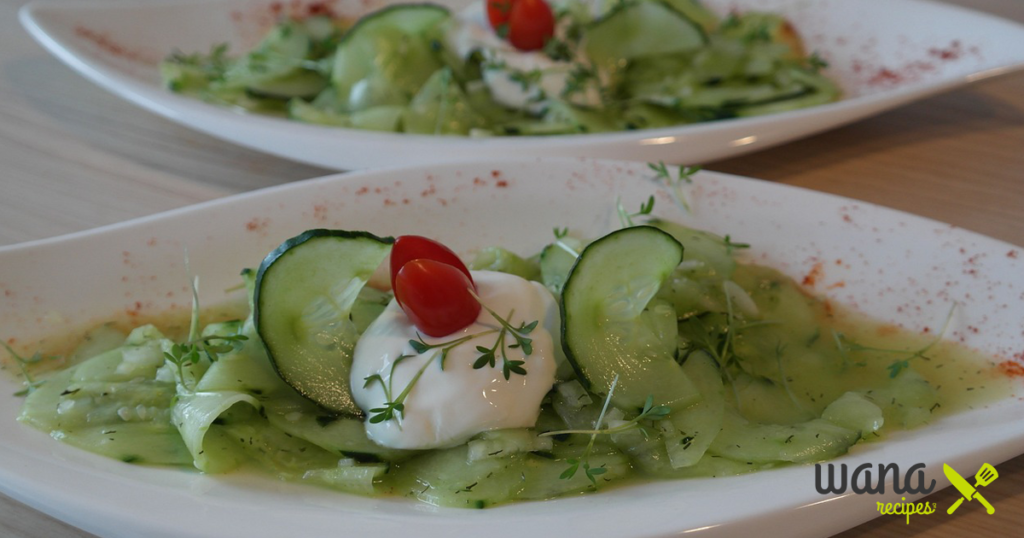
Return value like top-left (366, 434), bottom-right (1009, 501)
top-left (508, 0), bottom-right (555, 51)
top-left (394, 259), bottom-right (482, 337)
top-left (389, 235), bottom-right (473, 299)
top-left (487, 0), bottom-right (517, 30)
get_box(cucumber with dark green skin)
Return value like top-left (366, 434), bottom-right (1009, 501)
top-left (560, 225), bottom-right (700, 411)
top-left (584, 0), bottom-right (707, 81)
top-left (254, 229), bottom-right (393, 415)
top-left (331, 3), bottom-right (451, 110)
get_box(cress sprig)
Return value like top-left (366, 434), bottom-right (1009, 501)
top-left (163, 275), bottom-right (247, 391)
top-left (648, 161), bottom-right (700, 212)
top-left (1, 341), bottom-right (52, 396)
top-left (616, 195), bottom-right (656, 228)
top-left (833, 304), bottom-right (958, 378)
top-left (364, 354), bottom-right (425, 424)
top-left (541, 377), bottom-right (670, 485)
top-left (363, 290), bottom-right (540, 424)
top-left (470, 290), bottom-right (538, 380)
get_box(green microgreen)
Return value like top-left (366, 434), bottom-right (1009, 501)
top-left (744, 24), bottom-right (772, 44)
top-left (364, 353), bottom-right (429, 424)
top-left (542, 377), bottom-right (670, 485)
top-left (722, 235), bottom-right (750, 253)
top-left (543, 37), bottom-right (574, 62)
top-left (560, 63), bottom-right (597, 99)
top-left (807, 52), bottom-right (829, 73)
top-left (471, 291), bottom-right (538, 380)
top-left (677, 283), bottom-right (781, 406)
top-left (616, 195), bottom-right (656, 228)
top-left (552, 227), bottom-right (580, 258)
top-left (832, 304), bottom-right (957, 378)
top-left (409, 332), bottom-right (487, 370)
top-left (774, 341), bottom-right (813, 418)
top-left (162, 274), bottom-right (248, 391)
top-left (508, 68), bottom-right (544, 92)
top-left (648, 161), bottom-right (700, 212)
top-left (363, 292), bottom-right (540, 424)
top-left (1, 342), bottom-right (51, 396)
top-left (166, 43), bottom-right (231, 80)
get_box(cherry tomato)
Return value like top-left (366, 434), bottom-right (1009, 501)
top-left (394, 259), bottom-right (482, 336)
top-left (487, 0), bottom-right (517, 31)
top-left (389, 235), bottom-right (473, 299)
top-left (508, 0), bottom-right (555, 51)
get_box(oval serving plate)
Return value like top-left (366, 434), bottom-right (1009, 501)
top-left (0, 158), bottom-right (1023, 538)
top-left (18, 0), bottom-right (1024, 170)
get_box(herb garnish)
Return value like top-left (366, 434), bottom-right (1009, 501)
top-left (470, 290), bottom-right (537, 379)
top-left (722, 235), bottom-right (750, 253)
top-left (552, 227), bottom-right (580, 257)
top-left (616, 195), bottom-right (656, 228)
top-left (363, 292), bottom-right (540, 424)
top-left (364, 354), bottom-right (427, 424)
top-left (508, 68), bottom-right (544, 92)
top-left (162, 276), bottom-right (248, 391)
top-left (648, 161), bottom-right (700, 212)
top-left (1, 342), bottom-right (52, 396)
top-left (560, 63), bottom-right (597, 99)
top-left (807, 52), bottom-right (829, 73)
top-left (834, 304), bottom-right (957, 378)
top-left (541, 376), bottom-right (670, 485)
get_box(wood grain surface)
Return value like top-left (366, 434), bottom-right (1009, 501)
top-left (1, 0), bottom-right (1021, 536)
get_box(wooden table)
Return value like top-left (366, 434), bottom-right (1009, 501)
top-left (1, 0), bottom-right (1021, 536)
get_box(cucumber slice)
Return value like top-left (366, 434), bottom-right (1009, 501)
top-left (254, 230), bottom-right (394, 415)
top-left (585, 1), bottom-right (706, 81)
top-left (662, 0), bottom-right (720, 32)
top-left (539, 238), bottom-right (581, 294)
top-left (245, 70), bottom-right (329, 100)
top-left (404, 68), bottom-right (488, 135)
top-left (351, 106), bottom-right (405, 131)
top-left (708, 410), bottom-right (860, 463)
top-left (220, 20), bottom-right (312, 90)
top-left (561, 226), bottom-right (699, 410)
top-left (288, 98), bottom-right (351, 126)
top-left (540, 100), bottom-right (616, 134)
top-left (331, 4), bottom-right (450, 110)
top-left (661, 351), bottom-right (724, 468)
top-left (468, 246), bottom-right (540, 280)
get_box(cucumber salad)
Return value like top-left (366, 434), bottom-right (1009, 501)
top-left (161, 0), bottom-right (840, 135)
top-left (11, 192), bottom-right (1004, 508)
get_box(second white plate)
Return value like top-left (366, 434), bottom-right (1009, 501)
top-left (19, 0), bottom-right (1024, 170)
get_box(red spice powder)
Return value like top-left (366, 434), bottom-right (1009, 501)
top-left (929, 40), bottom-right (963, 60)
top-left (802, 261), bottom-right (824, 287)
top-left (74, 26), bottom-right (153, 64)
top-left (868, 68), bottom-right (903, 86)
top-left (998, 360), bottom-right (1024, 378)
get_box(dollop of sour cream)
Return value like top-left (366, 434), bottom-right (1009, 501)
top-left (445, 1), bottom-right (602, 111)
top-left (350, 271), bottom-right (559, 450)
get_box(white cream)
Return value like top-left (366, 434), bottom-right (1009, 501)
top-left (446, 1), bottom-right (601, 111)
top-left (350, 271), bottom-right (559, 450)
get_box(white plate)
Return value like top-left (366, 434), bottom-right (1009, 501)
top-left (18, 0), bottom-right (1024, 170)
top-left (1, 158), bottom-right (1023, 538)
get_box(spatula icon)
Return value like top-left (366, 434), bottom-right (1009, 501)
top-left (945, 463), bottom-right (998, 515)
